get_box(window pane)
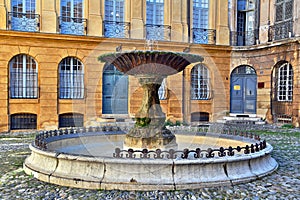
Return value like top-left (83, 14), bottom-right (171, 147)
top-left (59, 57), bottom-right (84, 99)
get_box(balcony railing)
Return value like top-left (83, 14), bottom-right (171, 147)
top-left (230, 29), bottom-right (259, 46)
top-left (192, 28), bottom-right (216, 44)
top-left (7, 12), bottom-right (40, 32)
top-left (103, 21), bottom-right (130, 38)
top-left (145, 24), bottom-right (171, 41)
top-left (58, 16), bottom-right (87, 35)
top-left (268, 21), bottom-right (293, 41)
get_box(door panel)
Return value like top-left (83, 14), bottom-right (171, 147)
top-left (230, 75), bottom-right (257, 114)
top-left (103, 69), bottom-right (128, 114)
top-left (230, 76), bottom-right (244, 113)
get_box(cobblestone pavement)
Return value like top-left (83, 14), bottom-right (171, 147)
top-left (0, 124), bottom-right (299, 199)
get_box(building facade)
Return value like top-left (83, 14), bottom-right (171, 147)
top-left (0, 0), bottom-right (299, 132)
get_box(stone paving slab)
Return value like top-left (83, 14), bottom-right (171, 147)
top-left (0, 124), bottom-right (299, 199)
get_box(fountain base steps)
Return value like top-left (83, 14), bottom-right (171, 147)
top-left (217, 113), bottom-right (266, 125)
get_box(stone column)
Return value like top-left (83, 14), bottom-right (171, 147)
top-left (41, 0), bottom-right (58, 33)
top-left (130, 0), bottom-right (144, 39)
top-left (171, 0), bottom-right (185, 42)
top-left (215, 0), bottom-right (230, 45)
top-left (88, 0), bottom-right (102, 36)
top-left (0, 0), bottom-right (7, 30)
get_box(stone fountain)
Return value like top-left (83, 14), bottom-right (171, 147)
top-left (98, 50), bottom-right (203, 150)
top-left (23, 49), bottom-right (278, 191)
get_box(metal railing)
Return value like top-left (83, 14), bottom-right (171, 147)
top-left (103, 20), bottom-right (130, 38)
top-left (230, 29), bottom-right (259, 46)
top-left (192, 28), bottom-right (216, 44)
top-left (7, 12), bottom-right (40, 32)
top-left (268, 21), bottom-right (293, 41)
top-left (58, 16), bottom-right (87, 35)
top-left (145, 24), bottom-right (171, 41)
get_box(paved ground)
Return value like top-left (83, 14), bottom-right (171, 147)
top-left (0, 124), bottom-right (299, 199)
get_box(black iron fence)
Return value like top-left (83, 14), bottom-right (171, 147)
top-left (230, 29), bottom-right (259, 46)
top-left (58, 16), bottom-right (87, 35)
top-left (103, 20), bottom-right (130, 38)
top-left (192, 28), bottom-right (216, 44)
top-left (268, 21), bottom-right (293, 41)
top-left (7, 12), bottom-right (40, 32)
top-left (145, 24), bottom-right (171, 41)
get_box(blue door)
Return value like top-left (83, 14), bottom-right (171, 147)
top-left (230, 66), bottom-right (257, 114)
top-left (102, 65), bottom-right (128, 114)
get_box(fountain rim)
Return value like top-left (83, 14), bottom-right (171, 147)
top-left (98, 50), bottom-right (204, 63)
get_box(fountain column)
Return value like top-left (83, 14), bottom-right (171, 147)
top-left (124, 76), bottom-right (177, 150)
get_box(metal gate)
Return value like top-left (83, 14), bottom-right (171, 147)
top-left (102, 64), bottom-right (128, 114)
top-left (230, 66), bottom-right (257, 114)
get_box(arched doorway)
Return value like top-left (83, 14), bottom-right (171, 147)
top-left (102, 64), bottom-right (128, 114)
top-left (230, 65), bottom-right (257, 114)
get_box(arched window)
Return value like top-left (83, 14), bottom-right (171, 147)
top-left (192, 0), bottom-right (209, 44)
top-left (10, 113), bottom-right (37, 130)
top-left (59, 57), bottom-right (84, 99)
top-left (10, 54), bottom-right (38, 98)
top-left (60, 0), bottom-right (85, 35)
top-left (277, 62), bottom-right (293, 101)
top-left (191, 64), bottom-right (210, 100)
top-left (10, 0), bottom-right (38, 32)
top-left (158, 78), bottom-right (167, 100)
top-left (59, 113), bottom-right (83, 128)
top-left (146, 0), bottom-right (166, 40)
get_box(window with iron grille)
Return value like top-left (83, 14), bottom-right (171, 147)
top-left (273, 0), bottom-right (293, 40)
top-left (59, 57), bottom-right (84, 99)
top-left (146, 0), bottom-right (164, 25)
top-left (277, 62), bottom-right (293, 101)
top-left (105, 0), bottom-right (124, 22)
top-left (191, 64), bottom-right (211, 100)
top-left (275, 0), bottom-right (293, 22)
top-left (59, 113), bottom-right (83, 128)
top-left (10, 113), bottom-right (37, 130)
top-left (10, 54), bottom-right (38, 98)
top-left (158, 78), bottom-right (167, 100)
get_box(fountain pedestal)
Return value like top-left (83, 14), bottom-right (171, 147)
top-left (124, 76), bottom-right (177, 150)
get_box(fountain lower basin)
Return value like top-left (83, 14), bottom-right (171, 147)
top-left (24, 129), bottom-right (278, 191)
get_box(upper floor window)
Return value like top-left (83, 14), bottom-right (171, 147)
top-left (192, 0), bottom-right (210, 44)
top-left (105, 0), bottom-right (124, 22)
top-left (193, 0), bottom-right (208, 29)
top-left (146, 0), bottom-right (169, 40)
top-left (59, 57), bottom-right (84, 99)
top-left (10, 54), bottom-right (38, 99)
top-left (233, 0), bottom-right (258, 46)
top-left (191, 64), bottom-right (210, 100)
top-left (277, 62), bottom-right (293, 101)
top-left (9, 0), bottom-right (39, 32)
top-left (270, 0), bottom-right (294, 40)
top-left (60, 0), bottom-right (86, 35)
top-left (104, 0), bottom-right (129, 38)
